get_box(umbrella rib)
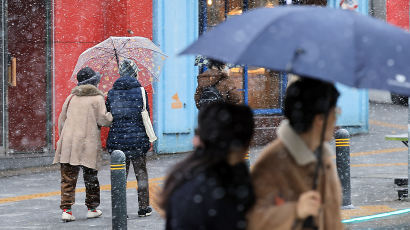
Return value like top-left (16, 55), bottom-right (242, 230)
top-left (93, 47), bottom-right (116, 54)
top-left (117, 38), bottom-right (131, 52)
top-left (110, 37), bottom-right (116, 50)
top-left (118, 47), bottom-right (166, 56)
top-left (74, 53), bottom-right (114, 71)
top-left (116, 53), bottom-right (159, 77)
top-left (82, 52), bottom-right (113, 61)
top-left (100, 55), bottom-right (118, 71)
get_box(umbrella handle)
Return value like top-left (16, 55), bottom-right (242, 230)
top-left (302, 216), bottom-right (318, 230)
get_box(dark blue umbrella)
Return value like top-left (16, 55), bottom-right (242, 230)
top-left (181, 6), bottom-right (410, 96)
top-left (183, 7), bottom-right (410, 228)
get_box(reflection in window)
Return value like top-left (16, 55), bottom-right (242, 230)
top-left (206, 0), bottom-right (225, 29)
top-left (247, 67), bottom-right (281, 109)
top-left (206, 0), bottom-right (244, 29)
top-left (227, 67), bottom-right (245, 104)
top-left (204, 0), bottom-right (285, 112)
top-left (249, 0), bottom-right (280, 8)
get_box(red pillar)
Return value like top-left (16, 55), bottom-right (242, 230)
top-left (54, 0), bottom-right (153, 148)
top-left (386, 0), bottom-right (409, 30)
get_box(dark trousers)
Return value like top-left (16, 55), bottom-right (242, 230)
top-left (60, 163), bottom-right (100, 210)
top-left (125, 154), bottom-right (150, 209)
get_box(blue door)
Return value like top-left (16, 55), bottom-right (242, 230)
top-left (328, 0), bottom-right (369, 133)
top-left (153, 0), bottom-right (198, 153)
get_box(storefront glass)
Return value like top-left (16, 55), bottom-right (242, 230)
top-left (201, 0), bottom-right (286, 113)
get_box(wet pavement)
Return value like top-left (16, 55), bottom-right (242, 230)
top-left (1, 96), bottom-right (410, 229)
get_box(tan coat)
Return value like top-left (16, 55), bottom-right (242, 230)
top-left (194, 69), bottom-right (241, 108)
top-left (54, 85), bottom-right (113, 170)
top-left (247, 120), bottom-right (344, 230)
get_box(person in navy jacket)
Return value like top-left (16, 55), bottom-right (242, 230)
top-left (106, 59), bottom-right (152, 217)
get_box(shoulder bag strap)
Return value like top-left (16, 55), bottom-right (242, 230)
top-left (140, 87), bottom-right (147, 112)
top-left (66, 94), bottom-right (74, 109)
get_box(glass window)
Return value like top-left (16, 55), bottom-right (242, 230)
top-left (206, 0), bottom-right (225, 29)
top-left (247, 1), bottom-right (284, 111)
top-left (202, 0), bottom-right (286, 113)
top-left (247, 67), bottom-right (281, 109)
top-left (249, 0), bottom-right (281, 8)
top-left (227, 67), bottom-right (245, 104)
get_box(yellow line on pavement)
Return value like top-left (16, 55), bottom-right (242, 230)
top-left (370, 120), bottom-right (407, 130)
top-left (0, 177), bottom-right (165, 205)
top-left (351, 163), bottom-right (407, 167)
top-left (350, 147), bottom-right (407, 157)
top-left (341, 205), bottom-right (396, 220)
top-left (0, 191), bottom-right (61, 204)
top-left (331, 147), bottom-right (407, 159)
top-left (150, 183), bottom-right (164, 217)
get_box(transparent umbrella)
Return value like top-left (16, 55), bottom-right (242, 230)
top-left (71, 36), bottom-right (167, 92)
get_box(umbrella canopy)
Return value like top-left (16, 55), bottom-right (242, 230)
top-left (71, 36), bottom-right (166, 92)
top-left (182, 6), bottom-right (410, 96)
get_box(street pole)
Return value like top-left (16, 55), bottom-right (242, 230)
top-left (111, 150), bottom-right (127, 230)
top-left (335, 129), bottom-right (353, 208)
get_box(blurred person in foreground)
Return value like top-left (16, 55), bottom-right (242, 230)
top-left (105, 59), bottom-right (153, 217)
top-left (54, 67), bottom-right (113, 222)
top-left (160, 103), bottom-right (255, 230)
top-left (247, 78), bottom-right (344, 230)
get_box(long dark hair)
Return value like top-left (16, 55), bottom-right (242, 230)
top-left (159, 103), bottom-right (254, 209)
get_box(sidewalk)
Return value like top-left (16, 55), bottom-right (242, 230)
top-left (1, 144), bottom-right (410, 229)
top-left (1, 102), bottom-right (410, 229)
top-left (0, 153), bottom-right (181, 230)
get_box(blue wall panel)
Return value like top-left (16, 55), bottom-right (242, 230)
top-left (153, 0), bottom-right (198, 153)
top-left (328, 0), bottom-right (369, 133)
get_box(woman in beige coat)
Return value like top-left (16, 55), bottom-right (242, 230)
top-left (54, 67), bottom-right (112, 222)
top-left (247, 78), bottom-right (344, 230)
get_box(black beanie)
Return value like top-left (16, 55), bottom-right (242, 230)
top-left (77, 67), bottom-right (101, 86)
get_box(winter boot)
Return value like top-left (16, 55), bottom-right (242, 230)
top-left (61, 209), bottom-right (75, 222)
top-left (87, 208), bottom-right (102, 219)
top-left (138, 206), bottom-right (152, 217)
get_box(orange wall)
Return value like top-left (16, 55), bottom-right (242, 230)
top-left (54, 0), bottom-right (153, 148)
top-left (386, 0), bottom-right (409, 30)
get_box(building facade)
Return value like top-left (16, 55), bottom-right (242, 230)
top-left (0, 0), bottom-right (407, 170)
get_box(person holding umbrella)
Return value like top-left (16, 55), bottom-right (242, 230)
top-left (106, 59), bottom-right (153, 217)
top-left (247, 78), bottom-right (343, 230)
top-left (54, 67), bottom-right (113, 222)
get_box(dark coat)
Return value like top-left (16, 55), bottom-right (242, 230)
top-left (194, 69), bottom-right (241, 109)
top-left (166, 162), bottom-right (255, 230)
top-left (106, 76), bottom-right (150, 155)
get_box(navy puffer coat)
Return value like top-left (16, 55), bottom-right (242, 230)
top-left (106, 76), bottom-right (150, 155)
